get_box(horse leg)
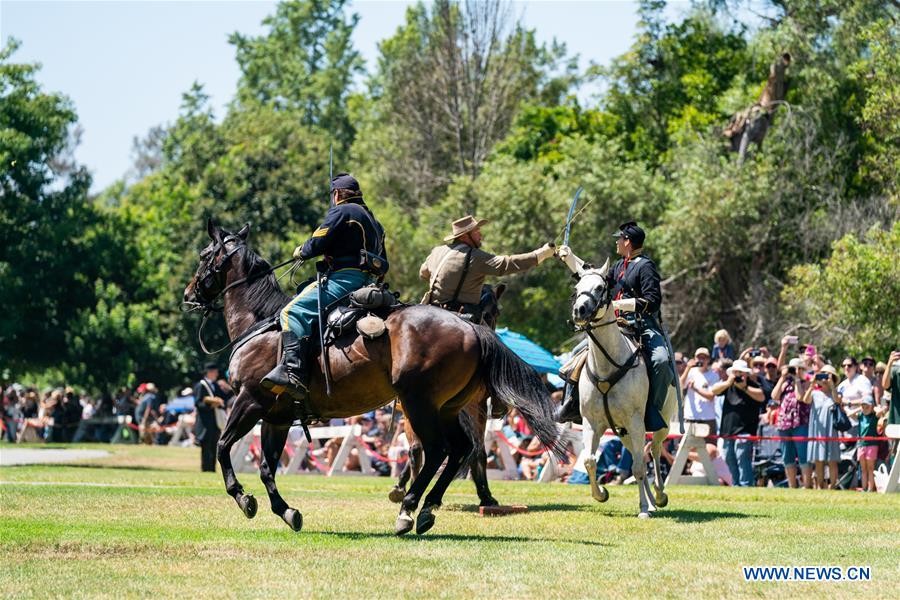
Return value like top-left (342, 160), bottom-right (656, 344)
top-left (416, 414), bottom-right (476, 534)
top-left (583, 419), bottom-right (608, 503)
top-left (650, 428), bottom-right (669, 508)
top-left (469, 404), bottom-right (498, 507)
top-left (259, 422), bottom-right (302, 531)
top-left (389, 440), bottom-right (422, 503)
top-left (626, 413), bottom-right (651, 519)
top-left (389, 460), bottom-right (411, 504)
top-left (394, 403), bottom-right (447, 536)
top-left (216, 391), bottom-right (265, 519)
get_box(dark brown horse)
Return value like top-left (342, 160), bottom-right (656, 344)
top-left (389, 284), bottom-right (508, 507)
top-left (183, 220), bottom-right (562, 535)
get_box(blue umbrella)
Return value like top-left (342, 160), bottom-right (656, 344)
top-left (495, 328), bottom-right (561, 375)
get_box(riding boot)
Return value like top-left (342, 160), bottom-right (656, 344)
top-left (555, 382), bottom-right (582, 424)
top-left (260, 331), bottom-right (310, 402)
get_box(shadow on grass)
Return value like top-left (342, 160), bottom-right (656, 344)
top-left (15, 463), bottom-right (163, 472)
top-left (443, 502), bottom-right (588, 514)
top-left (313, 530), bottom-right (608, 546)
top-left (653, 508), bottom-right (750, 522)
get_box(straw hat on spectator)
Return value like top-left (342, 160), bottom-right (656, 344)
top-left (694, 347), bottom-right (710, 358)
top-left (818, 364), bottom-right (838, 377)
top-left (788, 358), bottom-right (804, 369)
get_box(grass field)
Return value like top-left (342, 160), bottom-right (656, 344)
top-left (1, 444), bottom-right (898, 599)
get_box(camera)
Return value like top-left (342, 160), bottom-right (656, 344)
top-left (787, 366), bottom-right (796, 376)
top-left (814, 373), bottom-right (830, 381)
top-left (786, 335), bottom-right (799, 344)
top-left (749, 349), bottom-right (761, 358)
top-left (734, 376), bottom-right (745, 383)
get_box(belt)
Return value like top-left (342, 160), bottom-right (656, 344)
top-left (329, 256), bottom-right (370, 272)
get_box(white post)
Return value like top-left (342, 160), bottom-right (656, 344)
top-left (483, 419), bottom-right (518, 480)
top-left (881, 424), bottom-right (900, 494)
top-left (539, 424), bottom-right (583, 483)
top-left (327, 424), bottom-right (376, 476)
top-left (665, 422), bottom-right (718, 486)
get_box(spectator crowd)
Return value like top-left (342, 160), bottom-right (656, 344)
top-left (3, 330), bottom-right (898, 492)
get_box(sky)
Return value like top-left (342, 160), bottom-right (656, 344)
top-left (1, 0), bottom-right (685, 192)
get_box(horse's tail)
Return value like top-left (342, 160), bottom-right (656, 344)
top-left (473, 326), bottom-right (565, 460)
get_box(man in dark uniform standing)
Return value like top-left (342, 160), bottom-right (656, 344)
top-left (555, 221), bottom-right (671, 430)
top-left (194, 362), bottom-right (226, 472)
top-left (261, 173), bottom-right (389, 403)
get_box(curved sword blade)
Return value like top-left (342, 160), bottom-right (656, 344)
top-left (563, 186), bottom-right (583, 247)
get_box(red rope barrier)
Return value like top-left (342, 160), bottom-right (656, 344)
top-left (354, 436), bottom-right (408, 464)
top-left (305, 450), bottom-right (330, 472)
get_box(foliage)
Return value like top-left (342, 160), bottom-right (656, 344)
top-left (782, 222), bottom-right (900, 362)
top-left (0, 39), bottom-right (132, 381)
top-left (353, 0), bottom-right (578, 210)
top-left (229, 0), bottom-right (363, 151)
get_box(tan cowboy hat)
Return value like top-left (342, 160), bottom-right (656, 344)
top-left (444, 215), bottom-right (488, 242)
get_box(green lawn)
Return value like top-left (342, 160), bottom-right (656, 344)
top-left (1, 444), bottom-right (897, 598)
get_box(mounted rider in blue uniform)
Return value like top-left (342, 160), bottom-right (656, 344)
top-left (555, 221), bottom-right (670, 431)
top-left (260, 173), bottom-right (388, 401)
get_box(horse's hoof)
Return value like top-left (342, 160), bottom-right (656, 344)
top-left (282, 508), bottom-right (303, 532)
top-left (394, 511), bottom-right (414, 536)
top-left (238, 494), bottom-right (258, 519)
top-left (388, 486), bottom-right (406, 504)
top-left (592, 486), bottom-right (609, 503)
top-left (479, 497), bottom-right (500, 508)
top-left (656, 492), bottom-right (668, 508)
top-left (415, 507), bottom-right (436, 535)
top-left (638, 512), bottom-right (651, 519)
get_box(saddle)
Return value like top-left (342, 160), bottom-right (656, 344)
top-left (323, 283), bottom-right (403, 345)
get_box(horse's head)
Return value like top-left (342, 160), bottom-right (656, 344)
top-left (183, 218), bottom-right (250, 310)
top-left (479, 283), bottom-right (506, 330)
top-left (571, 258), bottom-right (611, 327)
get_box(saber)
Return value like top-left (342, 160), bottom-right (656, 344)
top-left (316, 262), bottom-right (333, 397)
top-left (563, 186), bottom-right (583, 247)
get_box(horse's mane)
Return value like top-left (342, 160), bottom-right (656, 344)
top-left (241, 247), bottom-right (291, 321)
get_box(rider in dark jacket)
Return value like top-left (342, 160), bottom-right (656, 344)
top-left (260, 173), bottom-right (388, 403)
top-left (555, 221), bottom-right (671, 431)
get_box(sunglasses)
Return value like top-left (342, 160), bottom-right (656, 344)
top-left (842, 363), bottom-right (855, 368)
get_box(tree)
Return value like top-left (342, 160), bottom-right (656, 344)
top-left (782, 222), bottom-right (900, 361)
top-left (0, 39), bottom-right (126, 375)
top-left (354, 0), bottom-right (577, 210)
top-left (599, 7), bottom-right (749, 164)
top-left (229, 0), bottom-right (363, 151)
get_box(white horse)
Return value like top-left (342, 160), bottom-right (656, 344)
top-left (568, 259), bottom-right (675, 518)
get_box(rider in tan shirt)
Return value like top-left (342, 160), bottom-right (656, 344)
top-left (420, 215), bottom-right (555, 320)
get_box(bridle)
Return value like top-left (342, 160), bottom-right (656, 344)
top-left (572, 270), bottom-right (641, 437)
top-left (182, 234), bottom-right (247, 314)
top-left (183, 233), bottom-right (297, 354)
